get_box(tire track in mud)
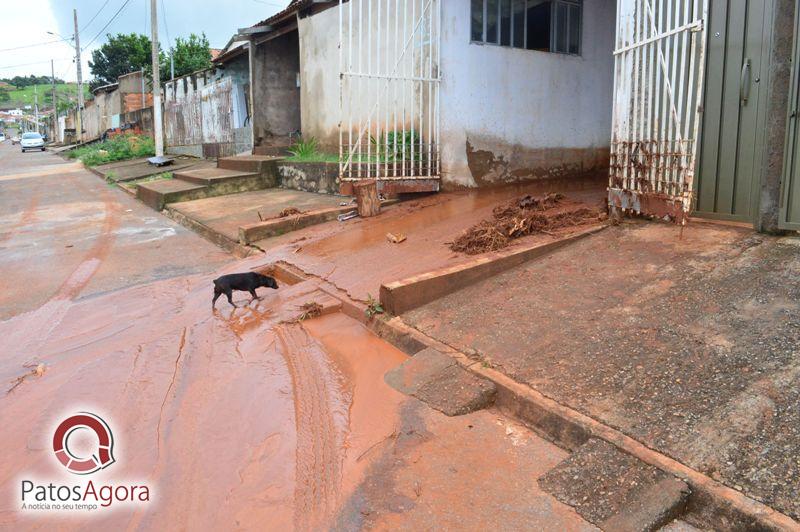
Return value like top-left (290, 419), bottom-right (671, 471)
top-left (0, 176), bottom-right (121, 363)
top-left (275, 324), bottom-right (345, 530)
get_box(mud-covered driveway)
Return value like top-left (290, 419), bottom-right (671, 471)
top-left (405, 221), bottom-right (800, 520)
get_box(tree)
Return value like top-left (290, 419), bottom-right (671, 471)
top-left (88, 33), bottom-right (162, 89)
top-left (170, 33), bottom-right (212, 79)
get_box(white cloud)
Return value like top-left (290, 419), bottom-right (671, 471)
top-left (0, 0), bottom-right (80, 80)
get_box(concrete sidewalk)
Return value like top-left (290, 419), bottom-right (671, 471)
top-left (403, 221), bottom-right (800, 521)
top-left (91, 156), bottom-right (209, 182)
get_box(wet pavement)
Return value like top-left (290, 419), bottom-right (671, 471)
top-left (0, 143), bottom-right (593, 530)
top-left (169, 188), bottom-right (348, 241)
top-left (259, 178), bottom-right (606, 303)
top-left (0, 143), bottom-right (230, 319)
top-left (405, 221), bottom-right (800, 520)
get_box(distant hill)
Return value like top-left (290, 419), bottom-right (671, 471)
top-left (0, 83), bottom-right (91, 110)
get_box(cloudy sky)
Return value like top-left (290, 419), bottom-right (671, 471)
top-left (0, 0), bottom-right (289, 81)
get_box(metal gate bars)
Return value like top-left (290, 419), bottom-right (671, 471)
top-left (338, 0), bottom-right (441, 188)
top-left (609, 0), bottom-right (708, 223)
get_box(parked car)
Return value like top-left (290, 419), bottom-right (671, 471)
top-left (20, 132), bottom-right (45, 152)
top-left (0, 133), bottom-right (5, 142)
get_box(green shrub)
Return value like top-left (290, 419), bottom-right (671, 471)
top-left (66, 133), bottom-right (155, 166)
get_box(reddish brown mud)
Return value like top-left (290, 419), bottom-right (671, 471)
top-left (262, 178), bottom-right (606, 302)
top-left (0, 271), bottom-right (409, 531)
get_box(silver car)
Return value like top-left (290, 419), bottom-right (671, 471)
top-left (20, 132), bottom-right (45, 152)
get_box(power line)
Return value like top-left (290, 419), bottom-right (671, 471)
top-left (0, 58), bottom-right (71, 71)
top-left (80, 0), bottom-right (114, 34)
top-left (0, 39), bottom-right (66, 53)
top-left (161, 0), bottom-right (171, 47)
top-left (83, 0), bottom-right (134, 50)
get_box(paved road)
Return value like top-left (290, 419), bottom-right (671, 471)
top-left (0, 141), bottom-right (230, 319)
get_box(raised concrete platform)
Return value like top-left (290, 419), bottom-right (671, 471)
top-left (136, 178), bottom-right (206, 210)
top-left (174, 167), bottom-right (260, 186)
top-left (136, 154), bottom-right (280, 211)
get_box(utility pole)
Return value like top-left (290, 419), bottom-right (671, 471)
top-left (150, 0), bottom-right (164, 156)
top-left (73, 9), bottom-right (83, 143)
top-left (51, 59), bottom-right (57, 128)
top-left (34, 86), bottom-right (39, 134)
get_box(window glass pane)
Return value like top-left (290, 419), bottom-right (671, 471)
top-left (486, 0), bottom-right (499, 43)
top-left (500, 0), bottom-right (512, 46)
top-left (471, 0), bottom-right (484, 42)
top-left (512, 0), bottom-right (525, 48)
top-left (554, 2), bottom-right (569, 53)
top-left (526, 0), bottom-right (551, 51)
top-left (568, 3), bottom-right (581, 54)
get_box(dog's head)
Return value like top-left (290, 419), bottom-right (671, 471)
top-left (257, 274), bottom-right (279, 289)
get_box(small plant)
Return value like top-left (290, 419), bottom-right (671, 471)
top-left (288, 137), bottom-right (319, 159)
top-left (365, 294), bottom-right (384, 318)
top-left (370, 129), bottom-right (422, 163)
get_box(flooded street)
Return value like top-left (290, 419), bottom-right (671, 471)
top-left (0, 144), bottom-right (591, 530)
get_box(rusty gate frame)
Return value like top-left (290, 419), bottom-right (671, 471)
top-left (609, 0), bottom-right (709, 223)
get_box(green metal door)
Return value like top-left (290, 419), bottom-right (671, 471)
top-left (696, 0), bottom-right (769, 222)
top-left (780, 6), bottom-right (800, 230)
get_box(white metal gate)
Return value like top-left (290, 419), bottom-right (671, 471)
top-left (609, 0), bottom-right (708, 223)
top-left (338, 0), bottom-right (441, 187)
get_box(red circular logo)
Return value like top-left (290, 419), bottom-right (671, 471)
top-left (52, 413), bottom-right (115, 475)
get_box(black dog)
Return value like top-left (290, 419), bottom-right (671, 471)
top-left (212, 272), bottom-right (279, 308)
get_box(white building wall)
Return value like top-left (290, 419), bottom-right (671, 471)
top-left (298, 0), bottom-right (616, 188)
top-left (439, 0), bottom-right (616, 187)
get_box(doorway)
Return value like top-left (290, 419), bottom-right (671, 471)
top-left (695, 0), bottom-right (771, 223)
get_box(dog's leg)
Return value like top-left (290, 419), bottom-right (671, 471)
top-left (248, 288), bottom-right (258, 303)
top-left (212, 289), bottom-right (222, 309)
top-left (225, 289), bottom-right (236, 308)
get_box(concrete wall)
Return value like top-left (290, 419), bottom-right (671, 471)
top-left (298, 8), bottom-right (340, 150)
top-left (298, 1), bottom-right (615, 188)
top-left (252, 30), bottom-right (302, 145)
top-left (164, 56), bottom-right (252, 158)
top-left (439, 0), bottom-right (615, 188)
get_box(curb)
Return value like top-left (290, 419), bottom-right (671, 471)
top-left (239, 205), bottom-right (356, 244)
top-left (162, 206), bottom-right (257, 259)
top-left (238, 199), bottom-right (400, 245)
top-left (373, 316), bottom-right (799, 531)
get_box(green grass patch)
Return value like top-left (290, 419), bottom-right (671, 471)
top-left (0, 83), bottom-right (90, 109)
top-left (126, 172), bottom-right (174, 189)
top-left (66, 133), bottom-right (155, 166)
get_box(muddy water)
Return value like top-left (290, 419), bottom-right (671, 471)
top-left (0, 271), bottom-right (407, 530)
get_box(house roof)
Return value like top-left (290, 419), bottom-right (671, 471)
top-left (92, 82), bottom-right (119, 95)
top-left (210, 48), bottom-right (222, 60)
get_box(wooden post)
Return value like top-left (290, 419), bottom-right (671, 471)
top-left (353, 179), bottom-right (381, 217)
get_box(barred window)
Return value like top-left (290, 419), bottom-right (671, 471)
top-left (471, 0), bottom-right (582, 55)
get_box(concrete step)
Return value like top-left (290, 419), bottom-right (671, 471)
top-left (252, 145), bottom-right (292, 157)
top-left (137, 179), bottom-right (207, 210)
top-left (339, 177), bottom-right (440, 195)
top-left (539, 438), bottom-right (690, 531)
top-left (218, 154), bottom-right (282, 173)
top-left (174, 167), bottom-right (260, 186)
